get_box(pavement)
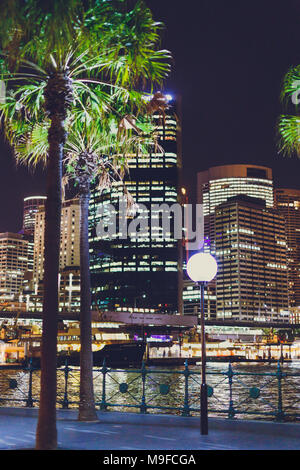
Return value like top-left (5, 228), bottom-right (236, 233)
top-left (0, 407), bottom-right (299, 450)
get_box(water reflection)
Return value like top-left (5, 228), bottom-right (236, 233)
top-left (0, 362), bottom-right (300, 421)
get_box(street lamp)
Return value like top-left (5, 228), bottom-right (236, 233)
top-left (187, 252), bottom-right (218, 435)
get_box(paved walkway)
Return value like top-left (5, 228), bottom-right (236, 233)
top-left (0, 407), bottom-right (299, 450)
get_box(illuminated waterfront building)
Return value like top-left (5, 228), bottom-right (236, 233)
top-left (274, 188), bottom-right (300, 307)
top-left (215, 195), bottom-right (289, 322)
top-left (0, 233), bottom-right (28, 301)
top-left (89, 94), bottom-right (183, 313)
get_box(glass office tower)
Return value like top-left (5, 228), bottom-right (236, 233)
top-left (89, 95), bottom-right (183, 314)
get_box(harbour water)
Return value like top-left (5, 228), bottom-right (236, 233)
top-left (0, 361), bottom-right (299, 421)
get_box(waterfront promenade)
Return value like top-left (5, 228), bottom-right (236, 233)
top-left (0, 407), bottom-right (299, 450)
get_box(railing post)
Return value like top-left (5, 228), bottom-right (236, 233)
top-left (276, 360), bottom-right (284, 421)
top-left (26, 358), bottom-right (34, 408)
top-left (100, 359), bottom-right (108, 411)
top-left (140, 361), bottom-right (147, 414)
top-left (182, 360), bottom-right (190, 417)
top-left (227, 362), bottom-right (235, 419)
top-left (62, 358), bottom-right (70, 409)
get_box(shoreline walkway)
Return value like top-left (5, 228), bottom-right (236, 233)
top-left (0, 407), bottom-right (299, 450)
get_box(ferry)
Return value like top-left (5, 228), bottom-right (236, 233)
top-left (15, 323), bottom-right (146, 369)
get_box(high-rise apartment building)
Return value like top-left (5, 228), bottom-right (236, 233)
top-left (33, 199), bottom-right (80, 284)
top-left (215, 195), bottom-right (289, 322)
top-left (275, 188), bottom-right (300, 307)
top-left (89, 94), bottom-right (183, 314)
top-left (0, 233), bottom-right (28, 300)
top-left (22, 196), bottom-right (47, 289)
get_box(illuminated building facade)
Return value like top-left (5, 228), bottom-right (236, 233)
top-left (89, 95), bottom-right (183, 314)
top-left (289, 306), bottom-right (300, 324)
top-left (33, 199), bottom-right (80, 285)
top-left (275, 188), bottom-right (300, 307)
top-left (183, 279), bottom-right (216, 318)
top-left (0, 233), bottom-right (28, 301)
top-left (197, 164), bottom-right (274, 253)
top-left (215, 195), bottom-right (289, 322)
top-left (22, 197), bottom-right (47, 291)
top-left (59, 267), bottom-right (81, 312)
top-left (31, 266), bottom-right (81, 313)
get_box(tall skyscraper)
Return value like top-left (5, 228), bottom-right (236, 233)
top-left (184, 164), bottom-right (274, 319)
top-left (23, 196), bottom-right (47, 236)
top-left (275, 188), bottom-right (300, 307)
top-left (89, 94), bottom-right (183, 314)
top-left (22, 196), bottom-right (47, 290)
top-left (215, 195), bottom-right (289, 322)
top-left (0, 233), bottom-right (28, 301)
top-left (33, 199), bottom-right (80, 284)
top-left (30, 199), bottom-right (80, 313)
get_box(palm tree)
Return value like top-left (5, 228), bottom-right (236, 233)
top-left (1, 93), bottom-right (160, 421)
top-left (0, 0), bottom-right (92, 450)
top-left (64, 114), bottom-right (153, 421)
top-left (72, 152), bottom-right (99, 422)
top-left (1, 93), bottom-right (165, 423)
top-left (0, 0), bottom-right (170, 448)
top-left (278, 65), bottom-right (300, 155)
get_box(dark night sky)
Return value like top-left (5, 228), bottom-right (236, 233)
top-left (2, 0), bottom-right (300, 231)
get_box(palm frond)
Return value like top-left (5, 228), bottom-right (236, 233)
top-left (280, 65), bottom-right (300, 105)
top-left (278, 114), bottom-right (300, 156)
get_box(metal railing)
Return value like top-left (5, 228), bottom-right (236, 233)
top-left (0, 359), bottom-right (300, 422)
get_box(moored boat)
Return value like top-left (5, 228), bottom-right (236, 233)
top-left (20, 323), bottom-right (146, 369)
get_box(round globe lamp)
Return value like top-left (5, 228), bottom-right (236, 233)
top-left (187, 252), bottom-right (217, 283)
top-left (186, 252), bottom-right (218, 436)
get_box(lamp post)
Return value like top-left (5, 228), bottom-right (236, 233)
top-left (187, 252), bottom-right (218, 435)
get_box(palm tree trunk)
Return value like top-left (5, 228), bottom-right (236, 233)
top-left (35, 115), bottom-right (63, 450)
top-left (36, 71), bottom-right (73, 450)
top-left (78, 187), bottom-right (98, 421)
